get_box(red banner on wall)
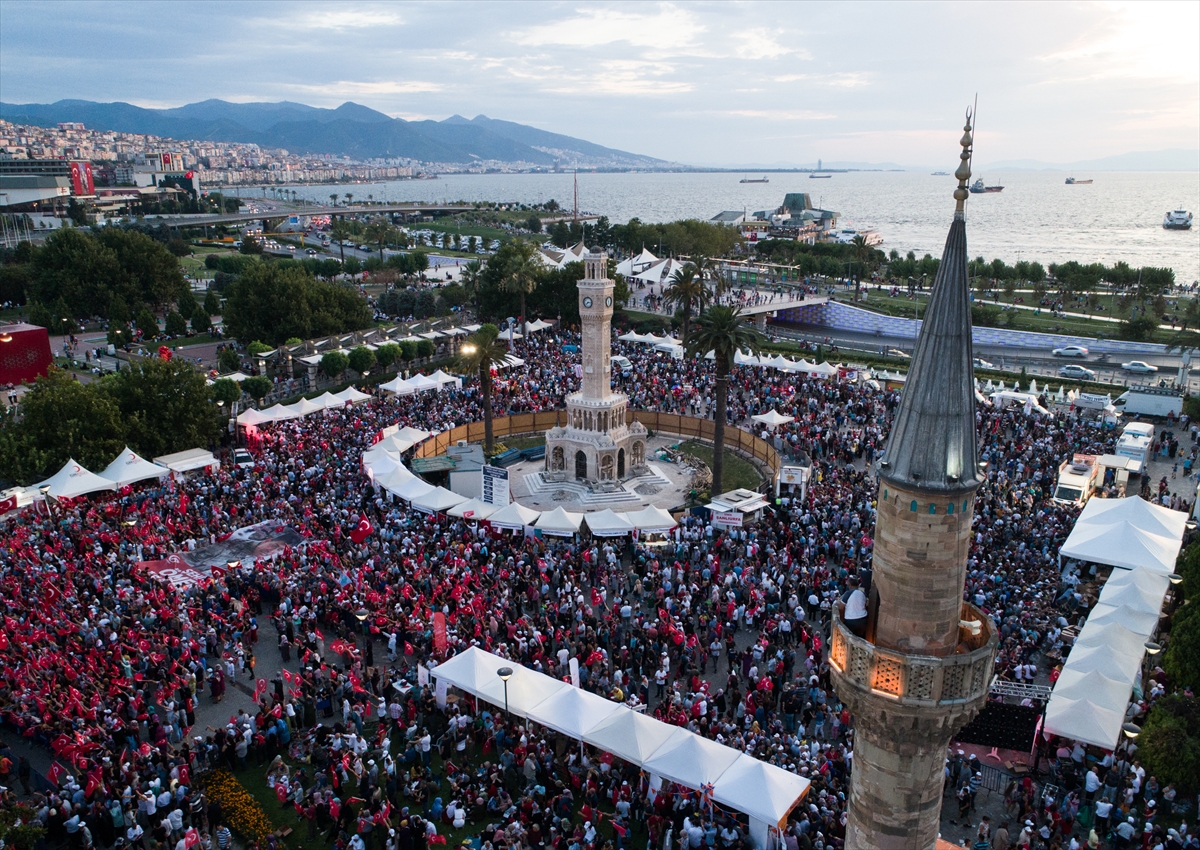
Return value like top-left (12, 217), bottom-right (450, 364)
top-left (432, 612), bottom-right (447, 653)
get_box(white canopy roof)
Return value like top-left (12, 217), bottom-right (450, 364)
top-left (428, 370), bottom-right (462, 389)
top-left (624, 505), bottom-right (678, 533)
top-left (1084, 603), bottom-right (1162, 635)
top-left (363, 452), bottom-right (403, 480)
top-left (153, 448), bottom-right (219, 473)
top-left (497, 328), bottom-right (523, 341)
top-left (284, 397), bottom-right (325, 417)
top-left (712, 754), bottom-right (812, 827)
top-left (236, 408), bottom-right (274, 426)
top-left (390, 477), bottom-right (436, 502)
top-left (375, 434), bottom-right (417, 454)
top-left (409, 486), bottom-right (468, 514)
top-left (524, 686), bottom-right (623, 738)
top-left (642, 729), bottom-right (744, 789)
top-left (396, 426), bottom-right (433, 443)
top-left (38, 459), bottom-right (117, 499)
top-left (498, 355), bottom-right (525, 369)
top-left (583, 709), bottom-right (679, 764)
top-left (406, 373), bottom-right (441, 392)
top-left (374, 467), bottom-right (417, 494)
top-left (525, 319), bottom-right (553, 333)
top-left (98, 447), bottom-right (170, 486)
top-left (751, 410), bottom-right (794, 427)
top-left (533, 505), bottom-right (583, 536)
top-left (260, 403), bottom-right (300, 421)
top-left (310, 391), bottom-right (343, 409)
top-left (488, 501), bottom-right (541, 529)
top-left (447, 498), bottom-right (498, 521)
top-left (1072, 496), bottom-right (1189, 542)
top-left (431, 647), bottom-right (570, 716)
top-left (379, 376), bottom-right (417, 395)
top-left (1060, 520), bottom-right (1181, 573)
top-left (1043, 695), bottom-right (1127, 751)
top-left (333, 387), bottom-right (372, 404)
top-left (618, 331), bottom-right (652, 343)
top-left (584, 509), bottom-right (634, 536)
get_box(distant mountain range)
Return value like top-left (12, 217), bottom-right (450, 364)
top-left (0, 98), bottom-right (671, 168)
top-left (977, 149), bottom-right (1200, 172)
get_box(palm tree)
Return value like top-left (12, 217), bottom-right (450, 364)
top-left (851, 235), bottom-right (874, 287)
top-left (458, 324), bottom-right (510, 455)
top-left (329, 193), bottom-right (338, 208)
top-left (663, 263), bottom-right (709, 340)
top-left (345, 193), bottom-right (354, 208)
top-left (684, 305), bottom-right (763, 496)
top-left (365, 220), bottom-right (393, 256)
top-left (330, 220), bottom-right (352, 265)
top-left (501, 242), bottom-right (543, 348)
top-left (460, 259), bottom-right (484, 317)
top-left (1168, 296), bottom-right (1200, 355)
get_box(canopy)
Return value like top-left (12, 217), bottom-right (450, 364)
top-left (1060, 520), bottom-right (1181, 574)
top-left (497, 354), bottom-right (525, 369)
top-left (618, 331), bottom-right (652, 343)
top-left (1070, 496), bottom-right (1189, 543)
top-left (390, 477), bottom-right (436, 502)
top-left (310, 391), bottom-right (342, 409)
top-left (153, 449), bottom-right (219, 473)
top-left (524, 686), bottom-right (623, 738)
top-left (583, 709), bottom-right (680, 764)
top-left (641, 729), bottom-right (743, 789)
top-left (525, 319), bottom-right (553, 333)
top-left (1084, 603), bottom-right (1162, 635)
top-left (584, 509), bottom-right (634, 537)
top-left (624, 505), bottom-right (678, 533)
top-left (379, 376), bottom-right (417, 395)
top-left (431, 647), bottom-right (569, 716)
top-left (428, 370), bottom-right (462, 389)
top-left (375, 434), bottom-right (417, 454)
top-left (497, 328), bottom-right (523, 341)
top-left (375, 467), bottom-right (417, 494)
top-left (406, 373), bottom-right (440, 392)
top-left (1043, 695), bottom-right (1127, 751)
top-left (533, 505), bottom-right (583, 536)
top-left (98, 447), bottom-right (170, 486)
top-left (284, 397), bottom-right (324, 417)
top-left (751, 410), bottom-right (794, 428)
top-left (333, 387), bottom-right (372, 404)
top-left (363, 452), bottom-right (404, 480)
top-left (260, 403), bottom-right (300, 421)
top-left (38, 459), bottom-right (116, 499)
top-left (396, 427), bottom-right (433, 444)
top-left (236, 408), bottom-right (274, 426)
top-left (447, 498), bottom-right (498, 521)
top-left (712, 754), bottom-right (812, 828)
top-left (409, 486), bottom-right (468, 514)
top-left (488, 501), bottom-right (541, 529)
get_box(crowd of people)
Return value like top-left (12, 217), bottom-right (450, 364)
top-left (0, 326), bottom-right (1195, 850)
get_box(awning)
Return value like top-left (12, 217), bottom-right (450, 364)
top-left (524, 686), bottom-right (623, 738)
top-left (751, 410), bottom-right (794, 428)
top-left (488, 502), bottom-right (540, 529)
top-left (98, 447), bottom-right (170, 486)
top-left (409, 486), bottom-right (468, 514)
top-left (584, 509), bottom-right (634, 537)
top-left (624, 505), bottom-right (678, 533)
top-left (533, 505), bottom-right (583, 536)
top-left (447, 498), bottom-right (498, 521)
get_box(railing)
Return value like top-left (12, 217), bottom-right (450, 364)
top-left (829, 602), bottom-right (997, 707)
top-left (414, 410), bottom-right (783, 485)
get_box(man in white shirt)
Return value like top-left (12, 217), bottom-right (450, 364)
top-left (841, 577), bottom-right (869, 637)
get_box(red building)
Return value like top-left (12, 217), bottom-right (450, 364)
top-left (0, 323), bottom-right (53, 385)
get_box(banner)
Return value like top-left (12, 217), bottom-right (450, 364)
top-left (481, 465), bottom-right (509, 506)
top-left (138, 520), bottom-right (304, 587)
top-left (432, 612), bottom-right (447, 653)
top-left (712, 510), bottom-right (743, 528)
top-left (569, 657), bottom-right (581, 688)
top-left (435, 679), bottom-right (447, 709)
top-left (417, 664), bottom-right (429, 687)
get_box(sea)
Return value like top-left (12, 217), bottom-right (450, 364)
top-left (281, 170), bottom-right (1200, 283)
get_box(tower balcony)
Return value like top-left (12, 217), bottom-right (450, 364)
top-left (830, 602), bottom-right (997, 708)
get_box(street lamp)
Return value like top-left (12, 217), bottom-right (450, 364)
top-left (1168, 573), bottom-right (1183, 585)
top-left (497, 666), bottom-right (513, 716)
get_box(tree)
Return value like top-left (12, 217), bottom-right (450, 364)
top-left (550, 221), bottom-right (572, 248)
top-left (460, 260), bottom-right (484, 315)
top-left (246, 341), bottom-right (273, 357)
top-left (375, 342), bottom-right (399, 371)
top-left (203, 289), bottom-right (221, 315)
top-left (1163, 597), bottom-right (1200, 692)
top-left (210, 377), bottom-right (241, 405)
top-left (365, 220), bottom-right (394, 256)
top-left (191, 311), bottom-right (212, 334)
top-left (662, 263), bottom-right (708, 341)
top-left (218, 347), bottom-right (241, 373)
top-left (136, 308), bottom-right (159, 336)
top-left (222, 264), bottom-right (371, 344)
top-left (165, 310), bottom-right (188, 336)
top-left (104, 357), bottom-right (222, 461)
top-left (177, 288), bottom-right (200, 321)
top-left (500, 242), bottom-right (542, 347)
top-left (683, 305), bottom-right (763, 495)
top-left (241, 375), bottom-right (272, 401)
top-left (416, 339), bottom-right (435, 359)
top-left (320, 350), bottom-right (350, 379)
top-left (458, 324), bottom-right (509, 454)
top-left (240, 234), bottom-right (264, 255)
top-left (1137, 694), bottom-right (1200, 795)
top-left (347, 345), bottom-right (376, 375)
top-left (525, 215), bottom-right (542, 234)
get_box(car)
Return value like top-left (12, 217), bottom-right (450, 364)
top-left (973, 357), bottom-right (994, 369)
top-left (1121, 360), bottom-right (1159, 373)
top-left (322, 240), bottom-right (330, 247)
top-left (288, 245), bottom-right (296, 252)
top-left (886, 348), bottom-right (911, 359)
top-left (1059, 364), bottom-right (1097, 380)
top-left (306, 248), bottom-right (318, 255)
top-left (1052, 345), bottom-right (1089, 357)
top-left (233, 449), bottom-right (254, 469)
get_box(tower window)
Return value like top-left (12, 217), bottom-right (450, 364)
top-left (928, 503), bottom-right (936, 515)
top-left (963, 499), bottom-right (969, 513)
top-left (947, 502), bottom-right (954, 515)
top-left (910, 500), bottom-right (917, 512)
top-left (883, 489), bottom-right (888, 500)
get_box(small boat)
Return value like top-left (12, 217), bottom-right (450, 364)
top-left (969, 178), bottom-right (1004, 194)
top-left (809, 173), bottom-right (832, 179)
top-left (931, 171), bottom-right (949, 176)
top-left (1163, 209), bottom-right (1193, 230)
top-left (1065, 177), bottom-right (1093, 185)
top-left (739, 176), bottom-right (769, 184)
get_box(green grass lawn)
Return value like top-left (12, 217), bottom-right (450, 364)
top-left (678, 440), bottom-right (763, 492)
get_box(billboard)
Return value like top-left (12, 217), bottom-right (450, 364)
top-left (0, 323), bottom-right (53, 385)
top-left (481, 464), bottom-right (509, 506)
top-left (68, 162), bottom-right (94, 196)
top-left (138, 520), bottom-right (303, 587)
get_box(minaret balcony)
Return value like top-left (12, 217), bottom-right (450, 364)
top-left (830, 602), bottom-right (997, 708)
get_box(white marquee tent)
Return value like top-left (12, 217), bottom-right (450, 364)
top-left (409, 486), bottom-right (468, 514)
top-left (712, 755), bottom-right (813, 835)
top-left (583, 710), bottom-right (679, 765)
top-left (624, 505), bottom-right (678, 533)
top-left (524, 686), bottom-right (623, 738)
top-left (447, 498), bottom-right (498, 521)
top-left (333, 387), bottom-right (373, 404)
top-left (641, 730), bottom-right (744, 790)
top-left (488, 502), bottom-right (541, 530)
top-left (751, 410), bottom-right (794, 428)
top-left (379, 376), bottom-right (417, 396)
top-left (38, 459), bottom-right (117, 499)
top-left (390, 477), bottom-right (436, 503)
top-left (98, 447), bottom-right (171, 486)
top-left (533, 506), bottom-right (583, 537)
top-left (583, 509), bottom-right (634, 537)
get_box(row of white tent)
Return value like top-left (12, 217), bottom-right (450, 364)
top-left (236, 387), bottom-right (372, 426)
top-left (433, 647), bottom-right (809, 842)
top-left (33, 447), bottom-right (219, 499)
top-left (379, 370), bottom-right (463, 395)
top-left (1044, 497), bottom-right (1187, 750)
top-left (617, 334), bottom-right (843, 378)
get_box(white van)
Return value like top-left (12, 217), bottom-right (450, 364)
top-left (611, 355), bottom-right (634, 376)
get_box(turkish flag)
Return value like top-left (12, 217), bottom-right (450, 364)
top-left (0, 495), bottom-right (16, 513)
top-left (349, 515), bottom-right (373, 544)
top-left (46, 761), bottom-right (67, 786)
top-left (255, 678), bottom-right (267, 702)
top-left (85, 769), bottom-right (102, 798)
top-left (43, 582), bottom-right (61, 606)
top-left (184, 829), bottom-right (201, 849)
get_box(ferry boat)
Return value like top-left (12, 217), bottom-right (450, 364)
top-left (931, 171), bottom-right (949, 176)
top-left (739, 176), bottom-right (769, 184)
top-left (809, 173), bottom-right (832, 179)
top-left (832, 228), bottom-right (883, 246)
top-left (1163, 209), bottom-right (1193, 230)
top-left (1065, 177), bottom-right (1093, 184)
top-left (969, 178), bottom-right (1004, 194)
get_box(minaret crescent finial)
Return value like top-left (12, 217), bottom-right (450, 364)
top-left (954, 109), bottom-right (973, 214)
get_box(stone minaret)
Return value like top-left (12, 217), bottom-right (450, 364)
top-left (543, 252), bottom-right (647, 484)
top-left (830, 117), bottom-right (998, 850)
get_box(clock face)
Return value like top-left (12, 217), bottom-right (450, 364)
top-left (605, 296), bottom-right (613, 307)
top-left (583, 296), bottom-right (593, 308)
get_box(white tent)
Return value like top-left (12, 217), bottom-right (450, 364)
top-left (1043, 695), bottom-right (1128, 751)
top-left (1050, 642), bottom-right (1143, 682)
top-left (391, 477), bottom-right (436, 503)
top-left (641, 729), bottom-right (743, 790)
top-left (363, 452), bottom-right (404, 481)
top-left (333, 387), bottom-right (372, 404)
top-left (379, 376), bottom-right (417, 396)
top-left (38, 459), bottom-right (117, 499)
top-left (583, 709), bottom-right (680, 765)
top-left (1060, 520), bottom-right (1181, 573)
top-left (447, 498), bottom-right (498, 521)
top-left (584, 509), bottom-right (634, 537)
top-left (374, 467), bottom-right (416, 494)
top-left (260, 403), bottom-right (300, 421)
top-left (406, 373), bottom-right (441, 392)
top-left (497, 327), bottom-right (524, 341)
top-left (284, 397), bottom-right (325, 417)
top-left (497, 355), bottom-right (525, 369)
top-left (428, 370), bottom-right (462, 389)
top-left (624, 505), bottom-right (678, 533)
top-left (236, 408), bottom-right (274, 426)
top-left (524, 686), bottom-right (623, 738)
top-left (751, 410), bottom-right (795, 428)
top-left (615, 248), bottom-right (658, 278)
top-left (98, 447), bottom-right (170, 486)
top-left (488, 501), bottom-right (541, 529)
top-left (153, 448), bottom-right (220, 473)
top-left (375, 434), bottom-right (417, 454)
top-left (1052, 669), bottom-right (1135, 710)
top-left (308, 391), bottom-right (342, 409)
top-left (1071, 496), bottom-right (1189, 542)
top-left (431, 647), bottom-right (570, 716)
top-left (712, 754), bottom-right (811, 828)
top-left (807, 361), bottom-right (841, 377)
top-left (534, 505), bottom-right (583, 536)
top-left (617, 331), bottom-right (652, 343)
top-left (409, 486), bottom-right (468, 514)
top-left (396, 427), bottom-right (433, 444)
top-left (525, 319), bottom-right (553, 333)
top-left (1084, 603), bottom-right (1162, 636)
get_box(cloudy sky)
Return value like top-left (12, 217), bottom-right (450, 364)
top-left (1, 0), bottom-right (1196, 167)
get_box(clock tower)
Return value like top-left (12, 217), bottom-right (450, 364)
top-left (544, 251), bottom-right (647, 485)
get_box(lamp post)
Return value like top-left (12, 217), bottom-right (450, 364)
top-left (1141, 640), bottom-right (1161, 701)
top-left (356, 606), bottom-right (370, 636)
top-left (497, 666), bottom-right (513, 716)
top-left (39, 484), bottom-right (54, 521)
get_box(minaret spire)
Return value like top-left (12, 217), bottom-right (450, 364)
top-left (954, 109), bottom-right (973, 215)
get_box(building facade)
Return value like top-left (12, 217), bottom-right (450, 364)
top-left (544, 252), bottom-right (647, 485)
top-left (830, 117), bottom-right (998, 850)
